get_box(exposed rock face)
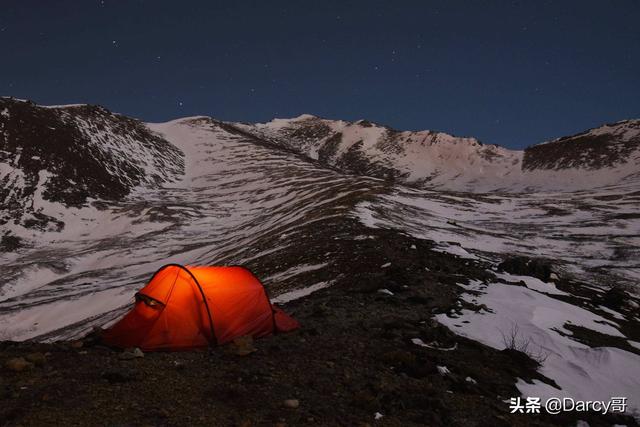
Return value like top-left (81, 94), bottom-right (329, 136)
top-left (232, 115), bottom-right (640, 191)
top-left (233, 115), bottom-right (520, 191)
top-left (523, 120), bottom-right (640, 171)
top-left (0, 97), bottom-right (184, 231)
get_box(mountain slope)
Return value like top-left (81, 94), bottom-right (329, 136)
top-left (0, 97), bottom-right (183, 234)
top-left (1, 101), bottom-right (639, 419)
top-left (233, 115), bottom-right (640, 192)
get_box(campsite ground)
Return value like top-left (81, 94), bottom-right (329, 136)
top-left (1, 220), bottom-right (638, 427)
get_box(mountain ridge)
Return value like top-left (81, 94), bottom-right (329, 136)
top-left (2, 96), bottom-right (639, 226)
top-left (230, 113), bottom-right (640, 192)
top-left (1, 98), bottom-right (639, 421)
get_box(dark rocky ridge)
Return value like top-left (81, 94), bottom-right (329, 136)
top-left (231, 115), bottom-right (640, 191)
top-left (0, 98), bottom-right (183, 231)
top-left (523, 120), bottom-right (640, 171)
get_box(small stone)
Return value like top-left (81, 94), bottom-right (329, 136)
top-left (283, 399), bottom-right (299, 409)
top-left (70, 340), bottom-right (83, 349)
top-left (229, 336), bottom-right (257, 356)
top-left (549, 272), bottom-right (559, 282)
top-left (437, 365), bottom-right (450, 376)
top-left (25, 352), bottom-right (46, 366)
top-left (119, 347), bottom-right (144, 360)
top-left (5, 357), bottom-right (33, 372)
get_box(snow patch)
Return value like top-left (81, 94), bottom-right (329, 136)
top-left (437, 280), bottom-right (640, 415)
top-left (271, 281), bottom-right (333, 304)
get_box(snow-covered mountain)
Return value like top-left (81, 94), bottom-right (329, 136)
top-left (1, 98), bottom-right (639, 417)
top-left (0, 97), bottom-right (183, 235)
top-left (234, 114), bottom-right (640, 192)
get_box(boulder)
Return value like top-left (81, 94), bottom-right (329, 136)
top-left (228, 335), bottom-right (257, 356)
top-left (602, 287), bottom-right (629, 310)
top-left (119, 347), bottom-right (144, 360)
top-left (498, 256), bottom-right (552, 282)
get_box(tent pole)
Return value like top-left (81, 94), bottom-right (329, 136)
top-left (151, 264), bottom-right (218, 346)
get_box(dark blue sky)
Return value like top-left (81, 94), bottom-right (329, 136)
top-left (1, 1), bottom-right (639, 148)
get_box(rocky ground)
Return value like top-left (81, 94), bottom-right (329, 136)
top-left (1, 225), bottom-right (637, 427)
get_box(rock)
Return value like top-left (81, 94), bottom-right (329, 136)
top-left (549, 272), bottom-right (559, 282)
top-left (70, 340), bottom-right (84, 349)
top-left (119, 347), bottom-right (144, 360)
top-left (25, 352), bottom-right (46, 366)
top-left (436, 365), bottom-right (450, 376)
top-left (602, 286), bottom-right (629, 310)
top-left (498, 256), bottom-right (552, 282)
top-left (282, 399), bottom-right (300, 409)
top-left (5, 357), bottom-right (34, 372)
top-left (228, 335), bottom-right (257, 356)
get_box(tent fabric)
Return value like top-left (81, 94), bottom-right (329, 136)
top-left (102, 264), bottom-right (299, 351)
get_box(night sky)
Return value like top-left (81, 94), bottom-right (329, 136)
top-left (2, 1), bottom-right (639, 149)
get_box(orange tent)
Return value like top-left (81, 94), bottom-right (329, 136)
top-left (102, 264), bottom-right (299, 351)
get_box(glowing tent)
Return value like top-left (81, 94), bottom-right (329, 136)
top-left (102, 264), bottom-right (299, 351)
